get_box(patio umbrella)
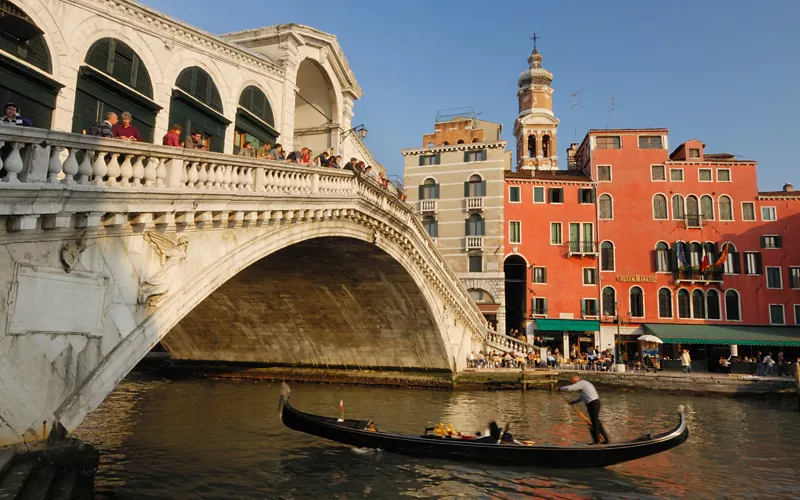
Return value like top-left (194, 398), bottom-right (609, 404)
top-left (638, 334), bottom-right (663, 344)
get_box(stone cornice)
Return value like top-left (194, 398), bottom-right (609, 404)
top-left (69, 0), bottom-right (285, 77)
top-left (401, 141), bottom-right (507, 156)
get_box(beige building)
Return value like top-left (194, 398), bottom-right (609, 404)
top-left (403, 110), bottom-right (512, 333)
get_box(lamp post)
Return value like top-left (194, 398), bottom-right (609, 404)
top-left (614, 301), bottom-right (628, 373)
top-left (340, 124), bottom-right (368, 142)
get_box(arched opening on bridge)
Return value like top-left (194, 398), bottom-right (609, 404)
top-left (234, 85), bottom-right (278, 154)
top-left (504, 255), bottom-right (527, 336)
top-left (161, 237), bottom-right (450, 370)
top-left (72, 37), bottom-right (160, 141)
top-left (0, 0), bottom-right (62, 128)
top-left (293, 58), bottom-right (336, 155)
top-left (168, 66), bottom-right (229, 152)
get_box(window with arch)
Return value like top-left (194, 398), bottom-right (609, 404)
top-left (725, 290), bottom-right (741, 321)
top-left (468, 288), bottom-right (493, 303)
top-left (672, 194), bottom-right (685, 219)
top-left (599, 194), bottom-right (613, 219)
top-left (471, 138), bottom-right (480, 143)
top-left (703, 242), bottom-right (717, 266)
top-left (466, 213), bottom-right (485, 236)
top-left (700, 195), bottom-right (714, 220)
top-left (457, 139), bottom-right (465, 144)
top-left (420, 178), bottom-right (438, 200)
top-left (653, 194), bottom-right (668, 220)
top-left (692, 289), bottom-right (706, 319)
top-left (423, 216), bottom-right (438, 238)
top-left (706, 289), bottom-right (721, 320)
top-left (602, 287), bottom-right (616, 316)
top-left (0, 1), bottom-right (52, 73)
top-left (601, 242), bottom-right (615, 271)
top-left (658, 288), bottom-right (673, 318)
top-left (239, 85), bottom-right (275, 127)
top-left (689, 242), bottom-right (702, 267)
top-left (176, 66), bottom-right (223, 111)
top-left (723, 243), bottom-right (740, 274)
top-left (85, 38), bottom-right (153, 97)
top-left (527, 134), bottom-right (537, 157)
top-left (719, 195), bottom-right (733, 221)
top-left (630, 286), bottom-right (644, 317)
top-left (686, 195), bottom-right (699, 217)
top-left (466, 174), bottom-right (486, 197)
top-left (677, 289), bottom-right (691, 318)
top-left (655, 242), bottom-right (671, 272)
top-left (542, 135), bottom-right (551, 157)
top-left (442, 141), bottom-right (450, 146)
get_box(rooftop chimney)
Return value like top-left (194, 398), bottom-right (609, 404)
top-left (784, 183), bottom-right (795, 192)
top-left (566, 143), bottom-right (579, 169)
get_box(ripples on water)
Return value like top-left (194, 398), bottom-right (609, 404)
top-left (71, 378), bottom-right (800, 499)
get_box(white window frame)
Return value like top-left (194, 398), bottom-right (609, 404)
top-left (766, 266), bottom-right (783, 289)
top-left (509, 221), bottom-right (521, 244)
top-left (652, 193), bottom-right (669, 220)
top-left (698, 168), bottom-right (713, 182)
top-left (550, 222), bottom-right (563, 246)
top-left (600, 240), bottom-right (616, 272)
top-left (677, 289), bottom-right (692, 320)
top-left (657, 287), bottom-right (674, 319)
top-left (718, 195), bottom-right (734, 221)
top-left (597, 165), bottom-right (612, 182)
top-left (532, 266), bottom-right (547, 285)
top-left (669, 168), bottom-right (684, 182)
top-left (706, 289), bottom-right (723, 320)
top-left (761, 206), bottom-right (777, 221)
top-left (690, 289), bottom-right (706, 321)
top-left (532, 186), bottom-right (545, 204)
top-left (741, 202), bottom-right (756, 222)
top-left (598, 193), bottom-right (614, 220)
top-left (790, 266), bottom-right (800, 290)
top-left (508, 185), bottom-right (522, 203)
top-left (549, 187), bottom-right (564, 205)
top-left (744, 252), bottom-right (761, 275)
top-left (688, 148), bottom-right (701, 159)
top-left (650, 164), bottom-right (666, 182)
top-left (582, 298), bottom-right (599, 318)
top-left (582, 267), bottom-right (597, 286)
top-left (532, 297), bottom-right (548, 317)
top-left (629, 286), bottom-right (646, 318)
top-left (724, 289), bottom-right (742, 322)
top-left (717, 169), bottom-right (731, 182)
top-left (578, 188), bottom-right (594, 204)
top-left (723, 243), bottom-right (738, 275)
top-left (655, 241), bottom-right (671, 273)
top-left (762, 234), bottom-right (780, 250)
top-left (769, 304), bottom-right (785, 325)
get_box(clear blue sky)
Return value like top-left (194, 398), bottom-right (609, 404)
top-left (143, 0), bottom-right (799, 190)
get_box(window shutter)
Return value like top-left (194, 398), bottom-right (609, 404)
top-left (776, 236), bottom-right (783, 248)
top-left (732, 252), bottom-right (741, 274)
top-left (479, 218), bottom-right (485, 236)
top-left (666, 249), bottom-right (673, 271)
top-left (435, 154), bottom-right (441, 165)
top-left (760, 236), bottom-right (766, 248)
top-left (465, 219), bottom-right (470, 235)
top-left (581, 299), bottom-right (586, 316)
top-left (432, 221), bottom-right (438, 238)
top-left (435, 183), bottom-right (440, 199)
top-left (463, 151), bottom-right (469, 163)
top-left (418, 156), bottom-right (424, 167)
top-left (418, 185), bottom-right (424, 200)
top-left (481, 180), bottom-right (486, 196)
top-left (549, 189), bottom-right (554, 203)
top-left (464, 182), bottom-right (469, 197)
top-left (755, 253), bottom-right (763, 275)
top-left (542, 268), bottom-right (547, 284)
top-left (578, 190), bottom-right (583, 204)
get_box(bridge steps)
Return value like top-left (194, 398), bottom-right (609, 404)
top-left (0, 442), bottom-right (98, 500)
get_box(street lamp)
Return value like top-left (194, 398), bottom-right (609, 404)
top-left (613, 301), bottom-right (630, 372)
top-left (341, 124), bottom-right (368, 142)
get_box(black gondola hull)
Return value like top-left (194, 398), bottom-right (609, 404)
top-left (278, 388), bottom-right (689, 468)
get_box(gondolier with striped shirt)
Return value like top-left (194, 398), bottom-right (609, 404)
top-left (559, 376), bottom-right (610, 445)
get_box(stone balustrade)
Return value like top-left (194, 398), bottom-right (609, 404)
top-left (0, 125), bottom-right (486, 341)
top-left (486, 331), bottom-right (536, 354)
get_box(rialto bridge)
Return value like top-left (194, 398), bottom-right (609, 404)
top-left (0, 126), bottom-right (490, 446)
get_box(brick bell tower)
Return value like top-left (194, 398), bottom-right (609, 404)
top-left (514, 35), bottom-right (560, 171)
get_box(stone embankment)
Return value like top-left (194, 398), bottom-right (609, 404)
top-left (139, 358), bottom-right (798, 398)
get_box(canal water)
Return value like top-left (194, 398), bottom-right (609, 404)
top-left (73, 378), bottom-right (800, 499)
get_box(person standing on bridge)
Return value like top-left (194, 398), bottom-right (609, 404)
top-left (559, 376), bottom-right (610, 445)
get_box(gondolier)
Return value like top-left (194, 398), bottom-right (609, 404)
top-left (559, 376), bottom-right (610, 445)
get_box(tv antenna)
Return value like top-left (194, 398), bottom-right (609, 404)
top-left (608, 97), bottom-right (623, 129)
top-left (568, 87), bottom-right (588, 142)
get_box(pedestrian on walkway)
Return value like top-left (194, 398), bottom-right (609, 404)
top-left (680, 349), bottom-right (692, 373)
top-left (559, 376), bottom-right (609, 445)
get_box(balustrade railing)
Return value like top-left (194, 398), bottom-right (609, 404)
top-left (465, 236), bottom-right (484, 250)
top-left (486, 331), bottom-right (535, 354)
top-left (466, 197), bottom-right (483, 210)
top-left (419, 199), bottom-right (437, 213)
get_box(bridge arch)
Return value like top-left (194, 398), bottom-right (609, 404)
top-left (56, 215), bottom-right (465, 433)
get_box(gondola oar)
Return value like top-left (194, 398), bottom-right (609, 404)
top-left (496, 422), bottom-right (510, 444)
top-left (563, 395), bottom-right (608, 444)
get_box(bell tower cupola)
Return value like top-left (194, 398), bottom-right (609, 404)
top-left (514, 34), bottom-right (560, 171)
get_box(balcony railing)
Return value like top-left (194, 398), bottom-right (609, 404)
top-left (567, 240), bottom-right (599, 256)
top-left (684, 215), bottom-right (702, 228)
top-left (419, 199), bottom-right (437, 213)
top-left (466, 196), bottom-right (484, 210)
top-left (674, 267), bottom-right (724, 284)
top-left (465, 236), bottom-right (484, 250)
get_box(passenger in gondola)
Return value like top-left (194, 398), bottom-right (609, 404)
top-left (475, 421), bottom-right (516, 444)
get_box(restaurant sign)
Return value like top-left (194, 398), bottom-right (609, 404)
top-left (615, 275), bottom-right (657, 283)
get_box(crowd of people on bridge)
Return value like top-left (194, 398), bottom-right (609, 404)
top-left (1, 104), bottom-right (408, 202)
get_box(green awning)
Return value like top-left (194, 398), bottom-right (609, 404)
top-left (534, 319), bottom-right (600, 332)
top-left (644, 324), bottom-right (800, 347)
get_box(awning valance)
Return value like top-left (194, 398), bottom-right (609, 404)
top-left (643, 324), bottom-right (800, 347)
top-left (534, 319), bottom-right (600, 332)
top-left (477, 304), bottom-right (500, 314)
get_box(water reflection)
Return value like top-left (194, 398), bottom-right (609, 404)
top-left (72, 379), bottom-right (800, 499)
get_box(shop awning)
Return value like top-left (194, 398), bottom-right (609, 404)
top-left (643, 324), bottom-right (800, 347)
top-left (477, 304), bottom-right (500, 314)
top-left (534, 319), bottom-right (600, 332)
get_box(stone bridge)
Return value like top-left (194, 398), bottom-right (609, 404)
top-left (0, 127), bottom-right (487, 447)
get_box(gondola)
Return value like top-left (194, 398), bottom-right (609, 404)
top-left (278, 384), bottom-right (689, 468)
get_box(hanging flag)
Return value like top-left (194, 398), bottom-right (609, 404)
top-left (701, 246), bottom-right (710, 273)
top-left (714, 243), bottom-right (729, 267)
top-left (676, 242), bottom-right (689, 269)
